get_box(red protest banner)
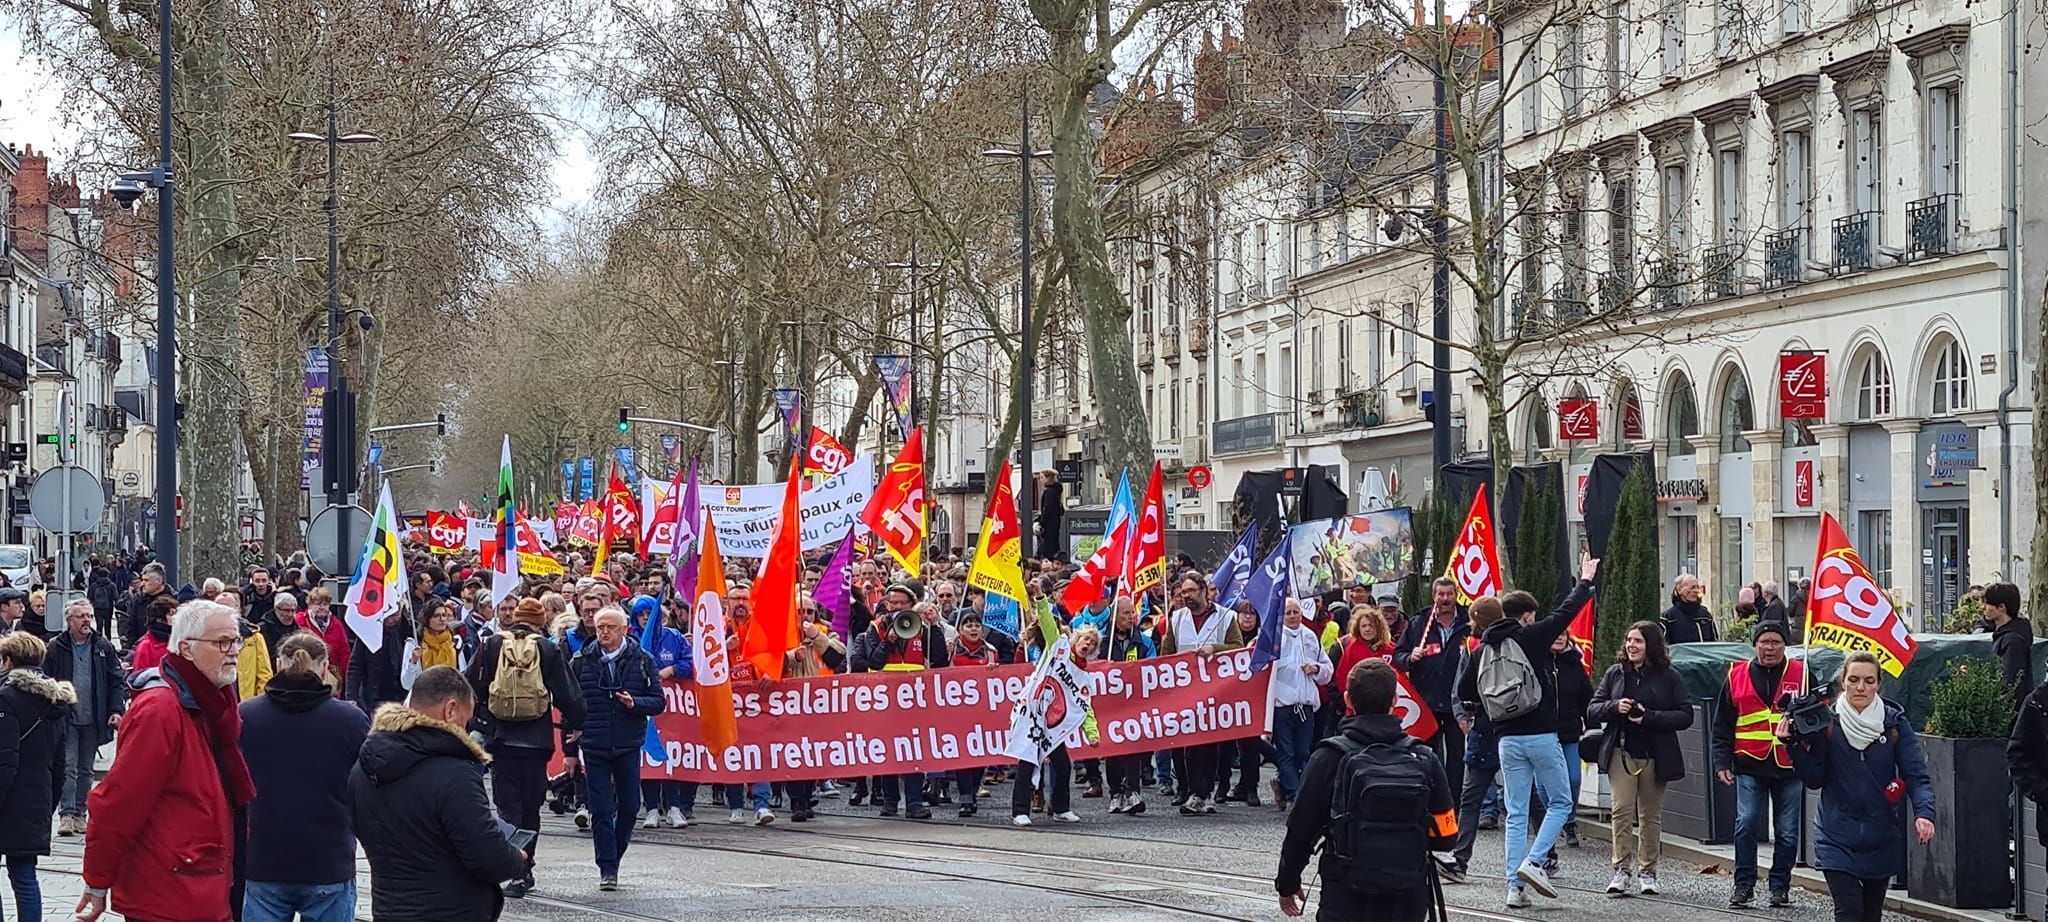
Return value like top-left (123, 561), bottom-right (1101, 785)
top-left (636, 649), bottom-right (1273, 781)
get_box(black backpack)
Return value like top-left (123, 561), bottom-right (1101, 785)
top-left (1322, 734), bottom-right (1435, 893)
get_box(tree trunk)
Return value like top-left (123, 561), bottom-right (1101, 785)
top-left (986, 257), bottom-right (1063, 496)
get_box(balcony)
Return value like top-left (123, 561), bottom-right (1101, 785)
top-left (1158, 324), bottom-right (1181, 363)
top-left (1763, 226), bottom-right (1807, 289)
top-left (1508, 291), bottom-right (1536, 332)
top-left (1187, 316), bottom-right (1210, 358)
top-left (1906, 194), bottom-right (1956, 261)
top-left (1600, 268), bottom-right (1636, 314)
top-left (1550, 278), bottom-right (1590, 324)
top-left (1831, 211), bottom-right (1878, 274)
top-left (1245, 279), bottom-right (1267, 301)
top-left (1270, 273), bottom-right (1293, 298)
top-left (0, 344), bottom-right (25, 394)
top-left (96, 332), bottom-right (121, 368)
top-left (1701, 244), bottom-right (1742, 299)
top-left (1650, 258), bottom-right (1691, 310)
top-left (34, 343), bottom-right (70, 377)
top-left (1136, 332), bottom-right (1155, 369)
top-left (1222, 290), bottom-right (1244, 312)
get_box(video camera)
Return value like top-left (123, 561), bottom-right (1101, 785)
top-left (1777, 682), bottom-right (1836, 738)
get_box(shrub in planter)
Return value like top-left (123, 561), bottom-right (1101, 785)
top-left (1944, 594), bottom-right (1986, 635)
top-left (1909, 658), bottom-right (2017, 909)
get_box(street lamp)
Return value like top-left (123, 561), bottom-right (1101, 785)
top-left (779, 319), bottom-right (825, 478)
top-left (289, 70), bottom-right (379, 602)
top-left (983, 81), bottom-right (1054, 552)
top-left (713, 358), bottom-right (742, 481)
top-left (884, 252), bottom-right (940, 475)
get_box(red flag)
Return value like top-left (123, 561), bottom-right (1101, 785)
top-left (553, 501), bottom-right (577, 541)
top-left (1125, 463), bottom-right (1167, 596)
top-left (692, 515), bottom-right (739, 753)
top-left (1442, 491), bottom-right (1504, 604)
top-left (1393, 669), bottom-right (1440, 741)
top-left (1568, 597), bottom-right (1595, 676)
top-left (1809, 512), bottom-right (1915, 675)
top-left (603, 466), bottom-right (640, 543)
top-left (1060, 524), bottom-right (1127, 613)
top-left (424, 511), bottom-right (467, 555)
top-left (861, 427), bottom-right (928, 573)
top-left (803, 427), bottom-right (854, 477)
top-left (571, 500), bottom-right (602, 546)
top-left (744, 466), bottom-right (803, 682)
top-left (645, 467), bottom-right (685, 554)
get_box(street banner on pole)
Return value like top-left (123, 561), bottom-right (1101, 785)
top-left (874, 354), bottom-right (915, 436)
top-left (302, 349), bottom-right (328, 490)
top-left (773, 389), bottom-right (804, 451)
top-left (577, 456), bottom-right (595, 502)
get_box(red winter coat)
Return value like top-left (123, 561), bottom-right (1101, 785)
top-left (83, 670), bottom-right (235, 922)
top-left (297, 611), bottom-right (351, 688)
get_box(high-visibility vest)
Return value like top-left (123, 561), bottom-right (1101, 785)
top-left (1729, 659), bottom-right (1805, 769)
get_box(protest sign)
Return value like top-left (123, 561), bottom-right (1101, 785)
top-left (642, 458), bottom-right (873, 556)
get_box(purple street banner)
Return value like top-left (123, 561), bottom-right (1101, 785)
top-left (773, 388), bottom-right (803, 450)
top-left (302, 348), bottom-right (328, 490)
top-left (874, 354), bottom-right (914, 437)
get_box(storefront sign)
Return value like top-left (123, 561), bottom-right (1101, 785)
top-left (1655, 479), bottom-right (1709, 503)
top-left (1558, 398), bottom-right (1599, 442)
top-left (1793, 460), bottom-right (1815, 508)
top-left (1915, 424), bottom-right (1978, 500)
top-left (1778, 353), bottom-right (1827, 420)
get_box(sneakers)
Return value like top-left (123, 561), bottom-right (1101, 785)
top-left (1638, 873), bottom-right (1659, 895)
top-left (1108, 794), bottom-right (1128, 814)
top-left (1769, 889), bottom-right (1793, 907)
top-left (906, 804), bottom-right (932, 820)
top-left (640, 808), bottom-right (660, 829)
top-left (1539, 853), bottom-right (1560, 876)
top-left (958, 803), bottom-right (977, 818)
top-left (1477, 813), bottom-right (1499, 830)
top-left (1011, 814), bottom-right (1032, 827)
top-left (1081, 782), bottom-right (1104, 798)
top-left (728, 809), bottom-right (747, 825)
top-left (665, 807), bottom-right (687, 828)
top-left (1124, 797), bottom-right (1145, 815)
top-left (1516, 861), bottom-right (1558, 899)
top-left (878, 805), bottom-right (899, 817)
top-left (1433, 856), bottom-right (1468, 885)
top-left (56, 816), bottom-right (80, 837)
top-left (1200, 798), bottom-right (1218, 815)
top-left (1505, 887), bottom-right (1532, 909)
top-left (599, 874), bottom-right (618, 892)
top-left (504, 880), bottom-right (529, 899)
top-left (1610, 870), bottom-right (1638, 896)
top-left (574, 808), bottom-right (591, 830)
top-left (1729, 884), bottom-right (1754, 907)
top-left (756, 807), bottom-right (776, 825)
top-left (819, 781), bottom-right (841, 797)
top-left (1564, 823), bottom-right (1581, 848)
top-left (1179, 795), bottom-right (1206, 816)
top-left (1052, 811), bottom-right (1080, 823)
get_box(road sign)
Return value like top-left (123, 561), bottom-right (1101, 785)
top-left (1187, 465), bottom-right (1213, 490)
top-left (306, 504), bottom-right (373, 578)
top-left (28, 465), bottom-right (105, 534)
top-left (117, 471), bottom-right (142, 496)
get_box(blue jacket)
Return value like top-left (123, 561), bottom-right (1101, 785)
top-left (644, 626), bottom-right (692, 680)
top-left (568, 637), bottom-right (665, 754)
top-left (1790, 698), bottom-right (1936, 879)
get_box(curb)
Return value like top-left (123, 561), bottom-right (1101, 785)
top-left (1576, 817), bottom-right (2013, 922)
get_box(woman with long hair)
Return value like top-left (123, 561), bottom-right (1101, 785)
top-left (1586, 621), bottom-right (1693, 896)
top-left (1333, 604), bottom-right (1396, 714)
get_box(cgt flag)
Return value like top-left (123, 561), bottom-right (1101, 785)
top-left (1568, 597), bottom-right (1595, 676)
top-left (1807, 512), bottom-right (1916, 676)
top-left (803, 427), bottom-right (854, 478)
top-left (1126, 463), bottom-right (1167, 596)
top-left (1442, 490), bottom-right (1504, 605)
top-left (861, 427), bottom-right (928, 574)
top-left (966, 460), bottom-right (1028, 604)
top-left (343, 481), bottom-right (408, 653)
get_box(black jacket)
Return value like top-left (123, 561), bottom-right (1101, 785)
top-left (1660, 597), bottom-right (1719, 644)
top-left (0, 669), bottom-right (74, 855)
top-left (241, 585), bottom-right (277, 628)
top-left (1395, 608), bottom-right (1469, 717)
top-left (566, 638), bottom-right (664, 754)
top-left (240, 672), bottom-right (370, 885)
top-left (466, 624), bottom-right (586, 751)
top-left (86, 576), bottom-right (116, 613)
top-left (1994, 616), bottom-right (2036, 705)
top-left (2008, 681), bottom-right (2048, 844)
top-left (1553, 646), bottom-right (1595, 744)
top-left (348, 704), bottom-right (527, 922)
top-left (1711, 658), bottom-right (1798, 781)
top-left (44, 631), bottom-right (126, 746)
top-left (849, 623), bottom-right (952, 672)
top-left (1586, 661), bottom-right (1693, 783)
top-left (1275, 713), bottom-right (1456, 899)
top-left (348, 615), bottom-right (415, 713)
top-left (1759, 594), bottom-right (1787, 627)
top-left (119, 587), bottom-right (170, 650)
top-left (1456, 580), bottom-right (1594, 738)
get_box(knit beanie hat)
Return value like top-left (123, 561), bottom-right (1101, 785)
top-left (1750, 620), bottom-right (1789, 645)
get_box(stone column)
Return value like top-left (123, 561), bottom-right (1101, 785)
top-left (1689, 436), bottom-right (1721, 600)
top-left (1746, 428), bottom-right (1783, 586)
top-left (1811, 424), bottom-right (1850, 523)
top-left (1880, 418), bottom-right (1923, 619)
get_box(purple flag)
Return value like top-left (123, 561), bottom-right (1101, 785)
top-left (670, 458), bottom-right (702, 605)
top-left (815, 530), bottom-right (857, 638)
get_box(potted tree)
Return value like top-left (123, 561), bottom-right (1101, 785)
top-left (1908, 657), bottom-right (2017, 909)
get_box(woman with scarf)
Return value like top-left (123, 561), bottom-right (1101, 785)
top-left (1332, 604), bottom-right (1398, 714)
top-left (0, 632), bottom-right (77, 922)
top-left (1786, 651), bottom-right (1936, 922)
top-left (402, 599), bottom-right (467, 691)
top-left (296, 587), bottom-right (351, 695)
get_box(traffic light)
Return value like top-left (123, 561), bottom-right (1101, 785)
top-left (617, 407), bottom-right (630, 433)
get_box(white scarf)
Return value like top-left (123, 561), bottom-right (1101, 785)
top-left (1834, 694), bottom-right (1886, 750)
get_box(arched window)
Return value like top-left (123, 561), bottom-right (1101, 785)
top-left (1617, 382), bottom-right (1646, 442)
top-left (1928, 337), bottom-right (1970, 416)
top-left (1718, 370), bottom-right (1754, 453)
top-left (1523, 399), bottom-right (1553, 463)
top-left (1665, 375), bottom-right (1699, 457)
top-left (1564, 385), bottom-right (1592, 465)
top-left (1854, 347), bottom-right (1893, 420)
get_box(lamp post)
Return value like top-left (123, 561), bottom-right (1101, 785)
top-left (885, 248), bottom-right (940, 476)
top-left (288, 72), bottom-right (378, 597)
top-left (713, 357), bottom-right (743, 481)
top-left (983, 85), bottom-right (1053, 556)
top-left (779, 319), bottom-right (825, 478)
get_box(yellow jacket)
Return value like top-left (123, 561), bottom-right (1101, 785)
top-left (237, 628), bottom-right (273, 700)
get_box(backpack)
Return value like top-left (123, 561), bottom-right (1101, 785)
top-left (1478, 637), bottom-right (1543, 723)
top-left (1323, 735), bottom-right (1434, 892)
top-left (488, 631), bottom-right (552, 721)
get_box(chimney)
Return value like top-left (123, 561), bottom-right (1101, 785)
top-left (11, 144), bottom-right (50, 268)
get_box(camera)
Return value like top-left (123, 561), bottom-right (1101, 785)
top-left (108, 179), bottom-right (148, 209)
top-left (1778, 682), bottom-right (1836, 738)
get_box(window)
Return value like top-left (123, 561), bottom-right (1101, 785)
top-left (1927, 85), bottom-right (1960, 197)
top-left (1521, 39), bottom-right (1544, 134)
top-left (1620, 385), bottom-right (1646, 440)
top-left (1660, 163), bottom-right (1689, 254)
top-left (1609, 176), bottom-right (1635, 265)
top-left (1519, 185), bottom-right (1546, 299)
top-left (1855, 350), bottom-right (1894, 419)
top-left (1254, 351), bottom-right (1270, 413)
top-left (1400, 302), bottom-right (1419, 390)
top-left (1666, 375), bottom-right (1700, 456)
top-left (1718, 372), bottom-right (1755, 452)
top-left (1312, 319), bottom-right (1326, 394)
top-left (1231, 356), bottom-right (1247, 416)
top-left (1783, 0), bottom-right (1808, 36)
top-left (1849, 106), bottom-right (1882, 214)
top-left (1930, 338), bottom-right (1970, 415)
top-left (1661, 0), bottom-right (1685, 78)
top-left (1561, 23), bottom-right (1583, 117)
top-left (1524, 401), bottom-right (1554, 462)
top-left (1779, 128), bottom-right (1811, 230)
top-left (1308, 223), bottom-right (1323, 274)
top-left (1715, 0), bottom-right (1740, 60)
top-left (1857, 510), bottom-right (1892, 586)
top-left (1363, 312), bottom-right (1381, 388)
top-left (1605, 11), bottom-right (1630, 100)
top-left (1338, 317), bottom-right (1354, 389)
top-left (1715, 146), bottom-right (1745, 244)
top-left (1279, 345), bottom-right (1293, 408)
top-left (1170, 378), bottom-right (1181, 437)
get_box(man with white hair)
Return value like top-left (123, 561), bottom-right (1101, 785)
top-left (1660, 573), bottom-right (1719, 645)
top-left (75, 600), bottom-right (256, 922)
top-left (46, 598), bottom-right (124, 836)
top-left (1757, 580), bottom-right (1787, 627)
top-left (568, 606), bottom-right (664, 891)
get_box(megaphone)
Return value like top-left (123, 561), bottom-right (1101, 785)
top-left (890, 609), bottom-right (922, 640)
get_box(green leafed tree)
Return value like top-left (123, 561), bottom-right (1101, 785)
top-left (1512, 475), bottom-right (1561, 613)
top-left (1593, 464), bottom-right (1658, 676)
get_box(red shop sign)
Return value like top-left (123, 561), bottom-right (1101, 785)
top-left (1779, 353), bottom-right (1827, 420)
top-left (1558, 398), bottom-right (1599, 442)
top-left (1794, 459), bottom-right (1815, 508)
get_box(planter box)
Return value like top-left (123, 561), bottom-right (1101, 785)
top-left (1664, 703), bottom-right (1736, 844)
top-left (1907, 735), bottom-right (2013, 909)
top-left (2024, 799), bottom-right (2044, 921)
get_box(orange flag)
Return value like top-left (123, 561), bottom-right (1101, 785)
top-left (1568, 597), bottom-right (1595, 676)
top-left (744, 466), bottom-right (803, 682)
top-left (861, 426), bottom-right (928, 573)
top-left (690, 511), bottom-right (739, 754)
top-left (1442, 490), bottom-right (1504, 605)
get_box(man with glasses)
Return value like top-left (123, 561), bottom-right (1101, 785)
top-left (719, 583), bottom-right (778, 824)
top-left (75, 601), bottom-right (254, 922)
top-left (567, 607), bottom-right (665, 891)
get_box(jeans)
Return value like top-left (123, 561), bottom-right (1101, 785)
top-left (1107, 755), bottom-right (1145, 797)
top-left (1498, 733), bottom-right (1573, 886)
top-left (1558, 740), bottom-right (1581, 821)
top-left (1012, 747), bottom-right (1072, 816)
top-left (59, 723), bottom-right (98, 817)
top-left (582, 749), bottom-right (642, 875)
top-left (3, 855), bottom-right (35, 922)
top-left (1822, 870), bottom-right (1888, 922)
top-left (723, 782), bottom-right (770, 811)
top-left (487, 744), bottom-right (548, 872)
top-left (242, 880), bottom-right (355, 922)
top-left (641, 779), bottom-right (686, 812)
top-left (876, 774), bottom-right (925, 810)
top-left (1273, 703), bottom-right (1319, 801)
top-left (1733, 774), bottom-right (1803, 892)
top-left (1153, 750), bottom-right (1175, 788)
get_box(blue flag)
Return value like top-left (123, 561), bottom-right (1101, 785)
top-left (1246, 532), bottom-right (1293, 673)
top-left (1210, 523), bottom-right (1259, 608)
top-left (616, 446), bottom-right (639, 484)
top-left (640, 589), bottom-right (669, 764)
top-left (983, 592), bottom-right (1021, 641)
